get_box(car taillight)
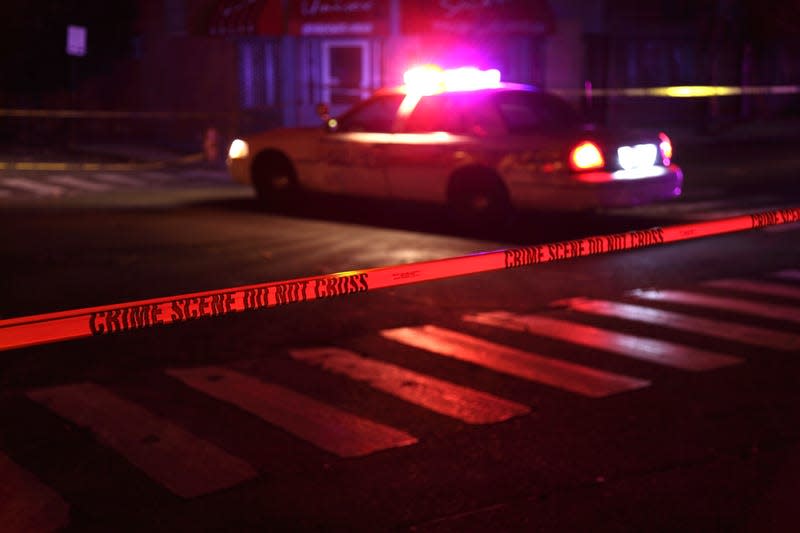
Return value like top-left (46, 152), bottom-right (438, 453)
top-left (659, 132), bottom-right (673, 165)
top-left (569, 141), bottom-right (605, 171)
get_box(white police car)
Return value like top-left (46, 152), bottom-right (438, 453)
top-left (227, 66), bottom-right (683, 222)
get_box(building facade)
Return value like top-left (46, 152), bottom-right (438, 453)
top-left (124, 0), bottom-right (800, 146)
top-left (204, 0), bottom-right (555, 129)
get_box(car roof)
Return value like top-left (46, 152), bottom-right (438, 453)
top-left (372, 81), bottom-right (541, 97)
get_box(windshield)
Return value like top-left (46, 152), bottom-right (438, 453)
top-left (334, 94), bottom-right (405, 133)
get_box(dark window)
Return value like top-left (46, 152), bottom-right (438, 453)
top-left (335, 94), bottom-right (404, 132)
top-left (494, 90), bottom-right (579, 133)
top-left (328, 45), bottom-right (365, 105)
top-left (164, 0), bottom-right (186, 35)
top-left (404, 94), bottom-right (466, 133)
top-left (404, 92), bottom-right (506, 136)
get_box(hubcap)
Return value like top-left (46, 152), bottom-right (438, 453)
top-left (271, 175), bottom-right (290, 190)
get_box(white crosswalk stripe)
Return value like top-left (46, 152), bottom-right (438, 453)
top-left (26, 383), bottom-right (258, 498)
top-left (94, 172), bottom-right (146, 186)
top-left (0, 451), bottom-right (70, 533)
top-left (702, 278), bottom-right (800, 302)
top-left (463, 311), bottom-right (742, 371)
top-left (0, 169), bottom-right (217, 199)
top-left (166, 366), bottom-right (418, 457)
top-left (138, 171), bottom-right (173, 182)
top-left (381, 325), bottom-right (650, 397)
top-left (48, 175), bottom-right (114, 192)
top-left (178, 168), bottom-right (229, 180)
top-left (557, 297), bottom-right (800, 351)
top-left (291, 347), bottom-right (530, 424)
top-left (2, 178), bottom-right (65, 196)
top-left (773, 269), bottom-right (800, 282)
top-left (630, 288), bottom-right (800, 324)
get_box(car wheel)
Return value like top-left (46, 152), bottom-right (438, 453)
top-left (252, 153), bottom-right (298, 210)
top-left (449, 174), bottom-right (513, 230)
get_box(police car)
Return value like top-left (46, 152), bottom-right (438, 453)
top-left (227, 66), bottom-right (683, 222)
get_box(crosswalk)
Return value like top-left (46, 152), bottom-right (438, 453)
top-left (0, 168), bottom-right (233, 199)
top-left (2, 269), bottom-right (799, 530)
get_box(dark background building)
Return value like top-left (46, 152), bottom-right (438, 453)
top-left (2, 0), bottom-right (798, 149)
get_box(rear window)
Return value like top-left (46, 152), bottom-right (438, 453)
top-left (495, 90), bottom-right (580, 133)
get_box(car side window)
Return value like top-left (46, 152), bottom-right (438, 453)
top-left (404, 94), bottom-right (462, 133)
top-left (335, 94), bottom-right (404, 133)
top-left (462, 99), bottom-right (506, 136)
top-left (404, 93), bottom-right (505, 136)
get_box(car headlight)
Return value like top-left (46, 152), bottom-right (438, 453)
top-left (228, 139), bottom-right (249, 159)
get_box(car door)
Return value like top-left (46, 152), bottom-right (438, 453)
top-left (384, 92), bottom-right (503, 204)
top-left (317, 93), bottom-right (403, 197)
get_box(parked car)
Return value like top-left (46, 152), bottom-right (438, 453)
top-left (227, 66), bottom-right (683, 223)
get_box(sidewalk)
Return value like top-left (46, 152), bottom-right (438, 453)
top-left (2, 115), bottom-right (798, 172)
top-left (0, 141), bottom-right (223, 173)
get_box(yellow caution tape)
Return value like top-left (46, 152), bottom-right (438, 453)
top-left (557, 84), bottom-right (800, 98)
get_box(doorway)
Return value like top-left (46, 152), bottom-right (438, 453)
top-left (322, 40), bottom-right (371, 113)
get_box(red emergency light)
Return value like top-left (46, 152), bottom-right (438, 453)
top-left (403, 65), bottom-right (502, 95)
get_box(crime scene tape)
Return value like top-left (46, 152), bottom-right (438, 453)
top-left (1, 206), bottom-right (798, 352)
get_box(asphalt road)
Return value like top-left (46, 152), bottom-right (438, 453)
top-left (1, 142), bottom-right (800, 531)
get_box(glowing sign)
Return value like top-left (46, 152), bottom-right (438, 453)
top-left (403, 65), bottom-right (502, 95)
top-left (66, 25), bottom-right (87, 57)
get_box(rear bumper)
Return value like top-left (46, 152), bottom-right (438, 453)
top-left (510, 165), bottom-right (684, 211)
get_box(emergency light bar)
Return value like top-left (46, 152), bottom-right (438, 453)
top-left (403, 65), bottom-right (502, 95)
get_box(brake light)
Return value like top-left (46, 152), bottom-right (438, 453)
top-left (570, 141), bottom-right (605, 170)
top-left (659, 132), bottom-right (673, 165)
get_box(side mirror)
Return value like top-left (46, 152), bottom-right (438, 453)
top-left (316, 103), bottom-right (330, 121)
top-left (316, 102), bottom-right (338, 132)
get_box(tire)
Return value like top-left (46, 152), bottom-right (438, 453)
top-left (448, 171), bottom-right (513, 230)
top-left (252, 152), bottom-right (298, 210)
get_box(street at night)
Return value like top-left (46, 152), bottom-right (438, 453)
top-left (2, 133), bottom-right (800, 530)
top-left (3, 1), bottom-right (800, 531)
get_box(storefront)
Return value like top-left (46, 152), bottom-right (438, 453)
top-left (287, 1), bottom-right (389, 122)
top-left (208, 0), bottom-right (555, 127)
top-left (397, 0), bottom-right (554, 86)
